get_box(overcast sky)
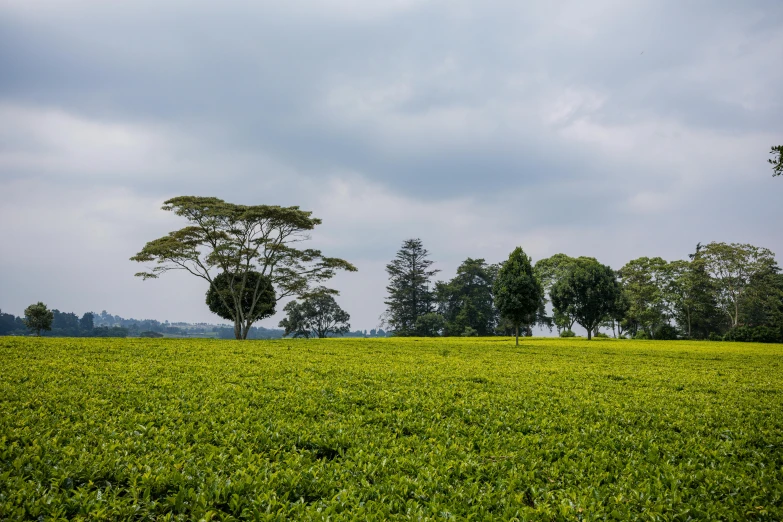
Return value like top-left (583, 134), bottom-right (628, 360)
top-left (1, 0), bottom-right (781, 332)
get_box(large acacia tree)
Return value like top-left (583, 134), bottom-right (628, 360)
top-left (131, 196), bottom-right (357, 339)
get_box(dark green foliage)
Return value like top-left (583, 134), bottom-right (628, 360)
top-left (79, 312), bottom-right (94, 331)
top-left (22, 302), bottom-right (53, 336)
top-left (493, 247), bottom-right (543, 345)
top-left (700, 242), bottom-right (778, 328)
top-left (139, 331), bottom-right (165, 338)
top-left (653, 324), bottom-right (679, 340)
top-left (279, 292), bottom-right (350, 338)
top-left (435, 258), bottom-right (498, 336)
top-left (414, 312), bottom-right (446, 337)
top-left (635, 331), bottom-right (651, 340)
top-left (618, 257), bottom-right (669, 337)
top-left (535, 254), bottom-right (598, 332)
top-left (0, 310), bottom-right (21, 336)
top-left (559, 329), bottom-right (576, 337)
top-left (92, 326), bottom-right (129, 338)
top-left (723, 325), bottom-right (782, 343)
top-left (460, 326), bottom-right (478, 337)
top-left (770, 144), bottom-right (783, 177)
top-left (550, 260), bottom-right (620, 340)
top-left (384, 239), bottom-right (439, 336)
top-left (206, 271), bottom-right (276, 335)
top-left (593, 331), bottom-right (610, 338)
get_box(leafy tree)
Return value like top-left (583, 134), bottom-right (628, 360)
top-left (23, 302), bottom-right (54, 336)
top-left (79, 312), bottom-right (94, 332)
top-left (435, 258), bottom-right (498, 336)
top-left (206, 271), bottom-right (276, 338)
top-left (493, 247), bottom-right (543, 345)
top-left (665, 252), bottom-right (721, 338)
top-left (279, 291), bottom-right (350, 339)
top-left (618, 257), bottom-right (670, 337)
top-left (604, 289), bottom-right (631, 338)
top-left (131, 196), bottom-right (356, 339)
top-left (415, 312), bottom-right (446, 337)
top-left (770, 145), bottom-right (783, 177)
top-left (739, 272), bottom-right (783, 330)
top-left (550, 259), bottom-right (620, 340)
top-left (535, 254), bottom-right (597, 333)
top-left (384, 239), bottom-right (439, 336)
top-left (0, 310), bottom-right (20, 336)
top-left (51, 309), bottom-right (80, 336)
top-left (700, 242), bottom-right (778, 328)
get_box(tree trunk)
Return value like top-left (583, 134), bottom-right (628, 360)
top-left (234, 321), bottom-right (242, 340)
top-left (587, 327), bottom-right (592, 340)
top-left (515, 324), bottom-right (519, 346)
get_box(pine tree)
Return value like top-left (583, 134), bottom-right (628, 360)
top-left (384, 239), bottom-right (440, 336)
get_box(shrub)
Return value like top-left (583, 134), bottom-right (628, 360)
top-left (634, 331), bottom-right (650, 340)
top-left (653, 324), bottom-right (678, 340)
top-left (461, 326), bottom-right (478, 337)
top-left (593, 331), bottom-right (610, 338)
top-left (139, 331), bottom-right (164, 338)
top-left (560, 330), bottom-right (576, 338)
top-left (708, 332), bottom-right (724, 342)
top-left (724, 326), bottom-right (782, 344)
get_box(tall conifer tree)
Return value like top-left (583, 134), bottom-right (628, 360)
top-left (384, 239), bottom-right (439, 336)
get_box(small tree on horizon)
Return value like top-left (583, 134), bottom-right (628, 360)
top-left (279, 290), bottom-right (351, 339)
top-left (493, 247), bottom-right (543, 346)
top-left (23, 302), bottom-right (53, 337)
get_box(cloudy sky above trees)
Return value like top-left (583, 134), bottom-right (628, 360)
top-left (1, 0), bottom-right (781, 330)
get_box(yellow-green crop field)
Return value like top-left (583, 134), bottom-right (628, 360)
top-left (1, 337), bottom-right (782, 521)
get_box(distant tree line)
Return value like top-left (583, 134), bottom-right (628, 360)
top-left (382, 239), bottom-right (783, 343)
top-left (1, 304), bottom-right (385, 340)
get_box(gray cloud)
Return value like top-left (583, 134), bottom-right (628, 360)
top-left (1, 0), bottom-right (781, 330)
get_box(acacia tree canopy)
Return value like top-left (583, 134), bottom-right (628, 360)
top-left (131, 196), bottom-right (357, 339)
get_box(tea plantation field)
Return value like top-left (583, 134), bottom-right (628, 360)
top-left (1, 337), bottom-right (782, 520)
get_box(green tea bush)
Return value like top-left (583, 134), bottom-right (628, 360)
top-left (559, 329), bottom-right (576, 337)
top-left (593, 331), bottom-right (609, 338)
top-left (1, 337), bottom-right (781, 520)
